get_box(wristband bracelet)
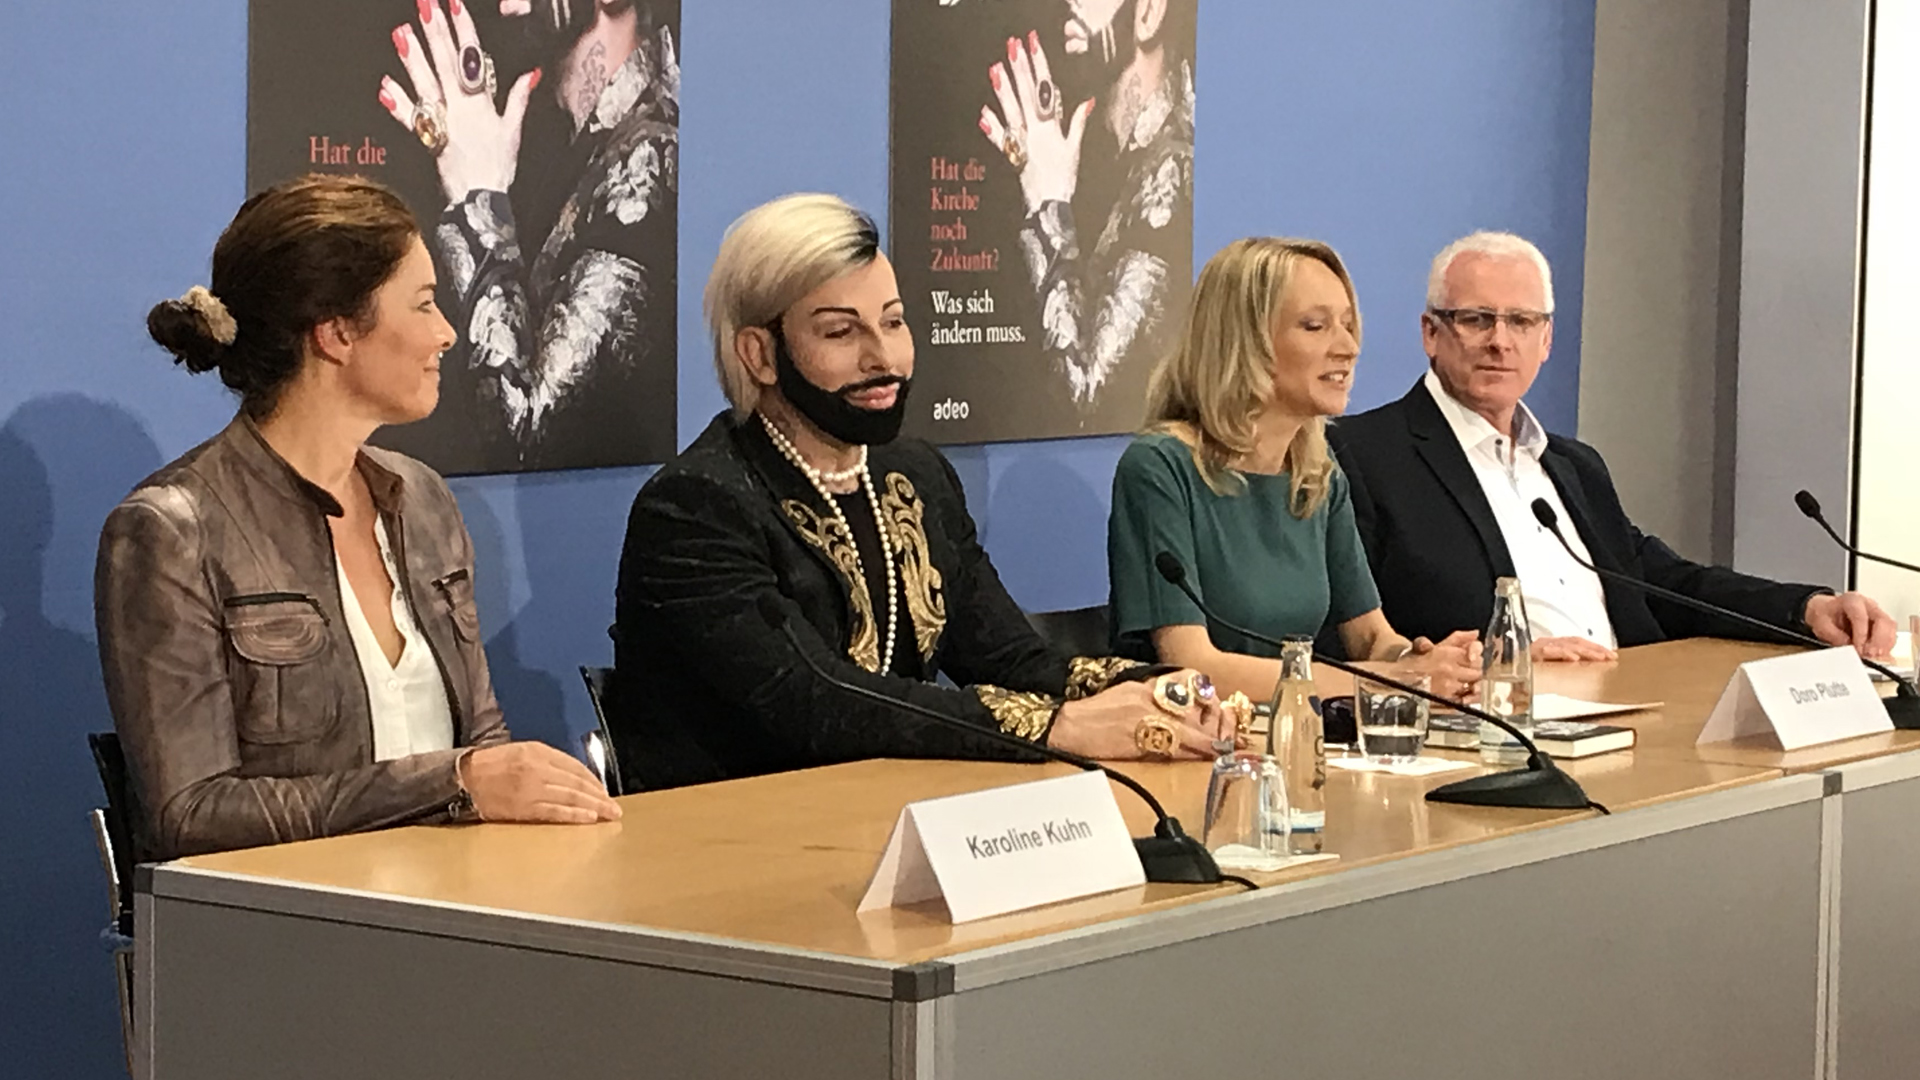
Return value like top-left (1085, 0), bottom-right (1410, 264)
top-left (446, 749), bottom-right (480, 823)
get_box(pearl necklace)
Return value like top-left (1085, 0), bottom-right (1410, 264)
top-left (759, 414), bottom-right (899, 675)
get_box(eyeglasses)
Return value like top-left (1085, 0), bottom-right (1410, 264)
top-left (1428, 308), bottom-right (1552, 338)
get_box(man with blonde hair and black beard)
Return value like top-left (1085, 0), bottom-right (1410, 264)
top-left (1330, 230), bottom-right (1896, 660)
top-left (607, 193), bottom-right (1234, 792)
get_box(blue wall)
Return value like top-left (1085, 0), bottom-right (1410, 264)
top-left (0, 1), bottom-right (1593, 1073)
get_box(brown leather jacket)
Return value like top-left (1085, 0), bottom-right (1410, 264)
top-left (94, 416), bottom-right (510, 861)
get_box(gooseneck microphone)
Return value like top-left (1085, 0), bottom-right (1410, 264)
top-left (754, 594), bottom-right (1226, 884)
top-left (1530, 499), bottom-right (1920, 728)
top-left (1794, 490), bottom-right (1920, 575)
top-left (1151, 553), bottom-right (1598, 812)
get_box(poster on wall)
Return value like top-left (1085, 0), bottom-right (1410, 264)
top-left (890, 0), bottom-right (1195, 444)
top-left (247, 0), bottom-right (680, 474)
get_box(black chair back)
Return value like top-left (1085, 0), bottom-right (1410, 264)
top-left (1025, 604), bottom-right (1113, 658)
top-left (87, 732), bottom-right (137, 935)
top-left (578, 666), bottom-right (626, 796)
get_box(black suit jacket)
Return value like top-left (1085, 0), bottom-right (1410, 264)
top-left (610, 413), bottom-right (1137, 791)
top-left (1327, 380), bottom-right (1826, 649)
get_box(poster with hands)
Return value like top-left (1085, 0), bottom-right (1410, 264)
top-left (249, 0), bottom-right (680, 474)
top-left (891, 0), bottom-right (1196, 443)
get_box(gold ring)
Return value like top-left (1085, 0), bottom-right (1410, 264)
top-left (1002, 131), bottom-right (1028, 170)
top-left (412, 99), bottom-right (449, 155)
top-left (1223, 691), bottom-right (1254, 740)
top-left (1134, 716), bottom-right (1179, 760)
top-left (1151, 673), bottom-right (1195, 717)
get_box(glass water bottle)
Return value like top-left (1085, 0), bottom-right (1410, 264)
top-left (1274, 636), bottom-right (1326, 854)
top-left (1479, 577), bottom-right (1535, 766)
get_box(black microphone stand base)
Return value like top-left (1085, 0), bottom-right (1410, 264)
top-left (1426, 755), bottom-right (1594, 810)
top-left (1884, 691), bottom-right (1920, 730)
top-left (1133, 818), bottom-right (1224, 883)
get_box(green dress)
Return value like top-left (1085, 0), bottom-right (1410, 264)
top-left (1107, 431), bottom-right (1381, 658)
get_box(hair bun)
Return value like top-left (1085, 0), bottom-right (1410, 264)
top-left (147, 286), bottom-right (236, 374)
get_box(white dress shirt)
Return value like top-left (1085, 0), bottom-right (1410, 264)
top-left (337, 517), bottom-right (456, 761)
top-left (1424, 371), bottom-right (1617, 648)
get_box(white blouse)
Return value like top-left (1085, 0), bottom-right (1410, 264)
top-left (1423, 371), bottom-right (1617, 648)
top-left (336, 516), bottom-right (455, 761)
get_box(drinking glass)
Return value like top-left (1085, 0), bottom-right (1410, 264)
top-left (1319, 695), bottom-right (1358, 756)
top-left (1355, 674), bottom-right (1430, 765)
top-left (1202, 743), bottom-right (1291, 871)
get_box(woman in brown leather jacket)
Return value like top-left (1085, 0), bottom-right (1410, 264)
top-left (95, 174), bottom-right (620, 861)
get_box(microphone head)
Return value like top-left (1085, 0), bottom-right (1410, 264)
top-left (1530, 498), bottom-right (1559, 531)
top-left (1794, 490), bottom-right (1823, 520)
top-left (1154, 552), bottom-right (1187, 586)
top-left (755, 593), bottom-right (790, 632)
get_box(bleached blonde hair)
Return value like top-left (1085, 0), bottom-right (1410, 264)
top-left (704, 194), bottom-right (881, 419)
top-left (1426, 231), bottom-right (1556, 313)
top-left (1144, 237), bottom-right (1359, 519)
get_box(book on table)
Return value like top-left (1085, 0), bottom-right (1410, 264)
top-left (1426, 714), bottom-right (1636, 758)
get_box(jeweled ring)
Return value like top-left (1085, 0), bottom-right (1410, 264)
top-left (1134, 716), bottom-right (1179, 760)
top-left (1035, 78), bottom-right (1060, 122)
top-left (412, 99), bottom-right (449, 155)
top-left (1002, 130), bottom-right (1028, 170)
top-left (458, 44), bottom-right (489, 95)
top-left (1151, 673), bottom-right (1195, 716)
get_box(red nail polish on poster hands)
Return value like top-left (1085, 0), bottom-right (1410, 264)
top-left (529, 67), bottom-right (543, 90)
top-left (393, 26), bottom-right (409, 57)
top-left (450, 0), bottom-right (463, 15)
top-left (1028, 31), bottom-right (1040, 54)
top-left (379, 86), bottom-right (396, 110)
top-left (418, 0), bottom-right (433, 25)
top-left (1007, 38), bottom-right (1020, 62)
top-left (990, 65), bottom-right (1002, 90)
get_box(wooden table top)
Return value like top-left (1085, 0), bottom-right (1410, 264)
top-left (1529, 638), bottom-right (1920, 772)
top-left (178, 639), bottom-right (1906, 965)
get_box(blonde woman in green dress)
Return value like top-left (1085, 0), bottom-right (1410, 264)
top-left (1107, 237), bottom-right (1482, 702)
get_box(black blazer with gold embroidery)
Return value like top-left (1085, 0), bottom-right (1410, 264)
top-left (609, 413), bottom-right (1134, 791)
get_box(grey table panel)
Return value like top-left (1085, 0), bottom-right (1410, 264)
top-left (1832, 754), bottom-right (1920, 1080)
top-left (946, 800), bottom-right (1826, 1080)
top-left (144, 865), bottom-right (902, 1000)
top-left (143, 896), bottom-right (894, 1080)
top-left (134, 775), bottom-right (1835, 1080)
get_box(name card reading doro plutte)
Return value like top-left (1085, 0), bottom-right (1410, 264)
top-left (1697, 646), bottom-right (1894, 751)
top-left (858, 772), bottom-right (1146, 923)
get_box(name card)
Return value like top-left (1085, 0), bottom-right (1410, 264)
top-left (858, 771), bottom-right (1145, 923)
top-left (1697, 647), bottom-right (1893, 750)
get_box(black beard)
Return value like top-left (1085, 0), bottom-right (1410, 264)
top-left (769, 325), bottom-right (912, 446)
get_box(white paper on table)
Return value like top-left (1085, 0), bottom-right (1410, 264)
top-left (1328, 756), bottom-right (1477, 777)
top-left (1866, 631), bottom-right (1914, 681)
top-left (1208, 847), bottom-right (1340, 873)
top-left (1531, 692), bottom-right (1661, 722)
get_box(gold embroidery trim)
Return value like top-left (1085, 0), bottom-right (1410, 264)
top-left (1064, 656), bottom-right (1145, 701)
top-left (974, 685), bottom-right (1060, 742)
top-left (780, 498), bottom-right (880, 673)
top-left (879, 473), bottom-right (947, 664)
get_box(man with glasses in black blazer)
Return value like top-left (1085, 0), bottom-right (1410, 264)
top-left (1327, 231), bottom-right (1895, 661)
